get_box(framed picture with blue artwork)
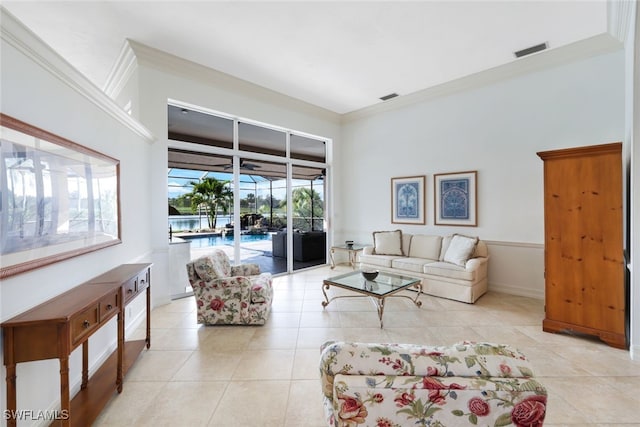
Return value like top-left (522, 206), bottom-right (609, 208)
top-left (434, 171), bottom-right (477, 226)
top-left (391, 175), bottom-right (426, 224)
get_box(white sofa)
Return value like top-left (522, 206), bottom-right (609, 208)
top-left (359, 230), bottom-right (489, 303)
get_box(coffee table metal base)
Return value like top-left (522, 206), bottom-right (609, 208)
top-left (321, 282), bottom-right (423, 328)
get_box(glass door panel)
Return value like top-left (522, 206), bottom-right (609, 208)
top-left (236, 158), bottom-right (287, 274)
top-left (291, 165), bottom-right (326, 271)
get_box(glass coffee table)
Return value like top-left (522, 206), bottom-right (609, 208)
top-left (322, 270), bottom-right (423, 328)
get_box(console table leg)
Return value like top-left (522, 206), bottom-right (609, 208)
top-left (117, 298), bottom-right (124, 393)
top-left (146, 286), bottom-right (151, 349)
top-left (81, 342), bottom-right (89, 389)
top-left (59, 357), bottom-right (71, 427)
top-left (5, 363), bottom-right (16, 427)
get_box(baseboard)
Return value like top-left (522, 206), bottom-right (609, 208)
top-left (630, 344), bottom-right (640, 361)
top-left (488, 281), bottom-right (544, 300)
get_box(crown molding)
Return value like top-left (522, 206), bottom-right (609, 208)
top-left (341, 33), bottom-right (622, 124)
top-left (127, 40), bottom-right (341, 125)
top-left (0, 7), bottom-right (155, 143)
top-left (608, 0), bottom-right (636, 43)
top-left (103, 39), bottom-right (138, 100)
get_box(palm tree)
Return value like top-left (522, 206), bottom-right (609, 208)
top-left (281, 187), bottom-right (323, 231)
top-left (180, 177), bottom-right (233, 229)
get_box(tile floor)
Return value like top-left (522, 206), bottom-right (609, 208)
top-left (94, 265), bottom-right (640, 426)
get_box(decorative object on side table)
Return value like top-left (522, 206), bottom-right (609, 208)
top-left (434, 170), bottom-right (478, 226)
top-left (345, 240), bottom-right (354, 248)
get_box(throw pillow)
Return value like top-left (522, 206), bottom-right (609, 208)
top-left (443, 234), bottom-right (479, 267)
top-left (372, 230), bottom-right (403, 256)
top-left (194, 256), bottom-right (218, 281)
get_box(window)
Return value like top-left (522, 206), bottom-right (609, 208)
top-left (167, 102), bottom-right (329, 276)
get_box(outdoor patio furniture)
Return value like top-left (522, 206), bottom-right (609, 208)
top-left (272, 230), bottom-right (326, 262)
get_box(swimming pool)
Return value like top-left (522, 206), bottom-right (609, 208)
top-left (180, 233), bottom-right (271, 248)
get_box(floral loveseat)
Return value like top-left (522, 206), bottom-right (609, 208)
top-left (320, 341), bottom-right (547, 427)
top-left (186, 250), bottom-right (273, 325)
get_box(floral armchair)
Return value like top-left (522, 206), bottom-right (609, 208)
top-left (186, 250), bottom-right (273, 325)
top-left (320, 341), bottom-right (547, 427)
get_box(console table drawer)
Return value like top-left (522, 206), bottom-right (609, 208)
top-left (137, 270), bottom-right (149, 292)
top-left (123, 277), bottom-right (138, 302)
top-left (99, 291), bottom-right (119, 320)
top-left (123, 269), bottom-right (149, 303)
top-left (70, 305), bottom-right (99, 345)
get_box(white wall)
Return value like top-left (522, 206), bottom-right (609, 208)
top-left (626, 1), bottom-right (639, 358)
top-left (339, 49), bottom-right (625, 299)
top-left (1, 13), bottom-right (154, 425)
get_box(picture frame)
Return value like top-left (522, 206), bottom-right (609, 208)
top-left (391, 175), bottom-right (426, 225)
top-left (434, 170), bottom-right (477, 226)
top-left (0, 113), bottom-right (121, 279)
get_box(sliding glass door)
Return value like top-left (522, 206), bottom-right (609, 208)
top-left (167, 102), bottom-right (328, 278)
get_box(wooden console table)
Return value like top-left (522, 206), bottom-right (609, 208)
top-left (2, 263), bottom-right (151, 427)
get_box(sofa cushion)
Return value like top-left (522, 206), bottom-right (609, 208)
top-left (392, 257), bottom-right (433, 274)
top-left (408, 234), bottom-right (442, 259)
top-left (359, 253), bottom-right (395, 268)
top-left (439, 234), bottom-right (453, 261)
top-left (372, 230), bottom-right (403, 255)
top-left (444, 234), bottom-right (479, 266)
top-left (424, 261), bottom-right (477, 281)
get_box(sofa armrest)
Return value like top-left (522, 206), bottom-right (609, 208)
top-left (464, 257), bottom-right (487, 271)
top-left (248, 273), bottom-right (273, 304)
top-left (362, 246), bottom-right (374, 255)
top-left (231, 263), bottom-right (261, 276)
top-left (191, 276), bottom-right (252, 294)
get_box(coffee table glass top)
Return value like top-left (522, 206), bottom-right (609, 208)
top-left (324, 270), bottom-right (420, 297)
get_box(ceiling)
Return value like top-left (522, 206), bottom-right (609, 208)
top-left (2, 1), bottom-right (611, 114)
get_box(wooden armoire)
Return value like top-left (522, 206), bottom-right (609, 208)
top-left (537, 142), bottom-right (627, 349)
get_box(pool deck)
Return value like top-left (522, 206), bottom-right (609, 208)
top-left (174, 232), bottom-right (325, 275)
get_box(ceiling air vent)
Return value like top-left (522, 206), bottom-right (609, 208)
top-left (379, 93), bottom-right (399, 101)
top-left (514, 42), bottom-right (548, 58)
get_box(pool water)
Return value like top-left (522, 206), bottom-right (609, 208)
top-left (181, 233), bottom-right (271, 248)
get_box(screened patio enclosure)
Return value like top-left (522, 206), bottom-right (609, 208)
top-left (167, 103), bottom-right (329, 284)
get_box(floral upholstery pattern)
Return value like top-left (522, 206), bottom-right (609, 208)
top-left (320, 341), bottom-right (547, 427)
top-left (186, 250), bottom-right (273, 325)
